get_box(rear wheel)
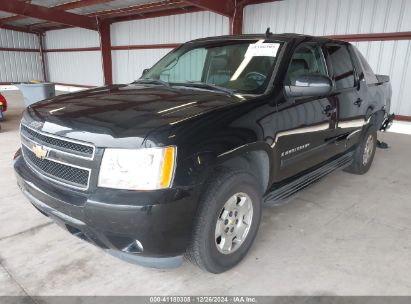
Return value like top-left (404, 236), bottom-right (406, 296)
top-left (185, 169), bottom-right (262, 273)
top-left (344, 127), bottom-right (377, 175)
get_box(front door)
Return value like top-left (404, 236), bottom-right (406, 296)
top-left (268, 43), bottom-right (338, 181)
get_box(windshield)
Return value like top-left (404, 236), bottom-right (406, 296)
top-left (141, 39), bottom-right (282, 94)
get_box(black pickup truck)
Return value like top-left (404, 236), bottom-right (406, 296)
top-left (14, 33), bottom-right (393, 273)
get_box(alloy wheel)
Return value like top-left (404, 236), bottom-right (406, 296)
top-left (362, 134), bottom-right (374, 165)
top-left (215, 192), bottom-right (253, 254)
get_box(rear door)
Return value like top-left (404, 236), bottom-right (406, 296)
top-left (270, 42), bottom-right (338, 181)
top-left (323, 43), bottom-right (365, 153)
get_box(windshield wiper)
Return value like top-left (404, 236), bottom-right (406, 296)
top-left (177, 81), bottom-right (234, 95)
top-left (134, 78), bottom-right (170, 87)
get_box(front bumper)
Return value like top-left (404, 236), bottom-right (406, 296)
top-left (14, 151), bottom-right (199, 268)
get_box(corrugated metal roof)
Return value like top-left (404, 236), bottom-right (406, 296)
top-left (68, 0), bottom-right (164, 15)
top-left (0, 0), bottom-right (176, 29)
top-left (0, 11), bottom-right (14, 18)
top-left (7, 17), bottom-right (44, 27)
top-left (30, 0), bottom-right (78, 7)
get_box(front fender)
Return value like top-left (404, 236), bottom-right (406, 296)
top-left (176, 141), bottom-right (274, 193)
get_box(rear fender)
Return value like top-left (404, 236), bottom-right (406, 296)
top-left (353, 110), bottom-right (386, 144)
top-left (366, 109), bottom-right (385, 132)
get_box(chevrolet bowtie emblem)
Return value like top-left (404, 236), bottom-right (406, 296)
top-left (32, 145), bottom-right (48, 160)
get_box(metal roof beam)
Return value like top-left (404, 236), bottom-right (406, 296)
top-left (181, 0), bottom-right (233, 16)
top-left (31, 5), bottom-right (203, 30)
top-left (0, 23), bottom-right (40, 34)
top-left (0, 1), bottom-right (98, 30)
top-left (99, 21), bottom-right (112, 85)
top-left (108, 6), bottom-right (202, 23)
top-left (29, 1), bottom-right (196, 31)
top-left (0, 0), bottom-right (113, 25)
top-left (47, 0), bottom-right (114, 11)
top-left (91, 1), bottom-right (188, 19)
top-left (243, 0), bottom-right (281, 5)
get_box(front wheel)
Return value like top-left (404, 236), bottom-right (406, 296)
top-left (185, 169), bottom-right (262, 273)
top-left (344, 127), bottom-right (377, 175)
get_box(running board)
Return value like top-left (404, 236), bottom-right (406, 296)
top-left (263, 152), bottom-right (354, 207)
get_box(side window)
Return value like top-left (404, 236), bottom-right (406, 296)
top-left (286, 44), bottom-right (327, 85)
top-left (325, 44), bottom-right (355, 90)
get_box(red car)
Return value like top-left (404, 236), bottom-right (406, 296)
top-left (0, 93), bottom-right (7, 121)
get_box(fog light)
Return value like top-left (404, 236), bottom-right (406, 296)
top-left (122, 240), bottom-right (144, 254)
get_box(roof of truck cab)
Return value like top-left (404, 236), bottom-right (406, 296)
top-left (187, 33), bottom-right (345, 44)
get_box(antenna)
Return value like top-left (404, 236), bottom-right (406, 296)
top-left (265, 27), bottom-right (273, 37)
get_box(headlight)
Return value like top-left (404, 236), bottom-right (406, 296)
top-left (98, 146), bottom-right (176, 190)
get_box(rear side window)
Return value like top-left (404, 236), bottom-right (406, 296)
top-left (325, 44), bottom-right (355, 90)
top-left (354, 47), bottom-right (378, 84)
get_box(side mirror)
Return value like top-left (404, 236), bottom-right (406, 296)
top-left (284, 74), bottom-right (333, 98)
top-left (142, 68), bottom-right (150, 76)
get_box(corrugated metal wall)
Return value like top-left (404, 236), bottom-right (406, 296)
top-left (0, 29), bottom-right (39, 48)
top-left (112, 49), bottom-right (170, 84)
top-left (243, 0), bottom-right (411, 116)
top-left (0, 29), bottom-right (43, 83)
top-left (354, 40), bottom-right (411, 117)
top-left (44, 28), bottom-right (100, 49)
top-left (111, 11), bottom-right (229, 84)
top-left (44, 28), bottom-right (103, 86)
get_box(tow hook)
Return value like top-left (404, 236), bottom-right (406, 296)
top-left (380, 113), bottom-right (395, 132)
top-left (377, 113), bottom-right (395, 149)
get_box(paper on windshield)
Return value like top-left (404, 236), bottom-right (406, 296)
top-left (245, 43), bottom-right (280, 57)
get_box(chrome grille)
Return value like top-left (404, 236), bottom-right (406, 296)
top-left (21, 124), bottom-right (94, 158)
top-left (20, 123), bottom-right (94, 190)
top-left (22, 145), bottom-right (90, 189)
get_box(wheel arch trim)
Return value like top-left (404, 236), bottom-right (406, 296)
top-left (214, 142), bottom-right (273, 193)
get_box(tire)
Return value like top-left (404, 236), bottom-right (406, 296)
top-left (344, 127), bottom-right (377, 175)
top-left (185, 168), bottom-right (262, 273)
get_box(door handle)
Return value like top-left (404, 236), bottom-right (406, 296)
top-left (354, 98), bottom-right (363, 107)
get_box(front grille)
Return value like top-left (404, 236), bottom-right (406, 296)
top-left (22, 145), bottom-right (90, 189)
top-left (21, 124), bottom-right (94, 158)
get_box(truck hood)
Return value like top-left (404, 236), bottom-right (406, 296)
top-left (23, 84), bottom-right (244, 148)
